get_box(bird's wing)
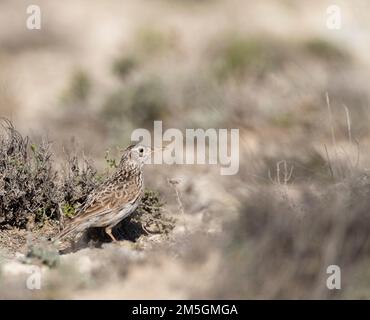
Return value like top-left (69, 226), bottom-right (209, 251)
top-left (71, 184), bottom-right (140, 224)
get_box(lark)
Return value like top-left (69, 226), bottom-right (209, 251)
top-left (54, 144), bottom-right (152, 243)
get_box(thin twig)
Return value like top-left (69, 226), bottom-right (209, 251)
top-left (168, 178), bottom-right (187, 232)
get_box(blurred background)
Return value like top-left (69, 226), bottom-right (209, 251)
top-left (2, 0), bottom-right (370, 299)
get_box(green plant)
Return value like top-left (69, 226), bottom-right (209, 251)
top-left (137, 189), bottom-right (165, 216)
top-left (105, 150), bottom-right (118, 169)
top-left (61, 203), bottom-right (76, 218)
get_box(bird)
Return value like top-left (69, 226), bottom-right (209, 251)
top-left (54, 144), bottom-right (153, 243)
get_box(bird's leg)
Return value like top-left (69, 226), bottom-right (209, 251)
top-left (105, 226), bottom-right (117, 242)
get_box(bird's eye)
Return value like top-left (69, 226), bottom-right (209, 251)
top-left (139, 148), bottom-right (144, 154)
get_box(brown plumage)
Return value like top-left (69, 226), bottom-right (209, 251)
top-left (54, 144), bottom-right (152, 243)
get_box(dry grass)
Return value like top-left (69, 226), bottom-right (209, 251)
top-left (206, 173), bottom-right (370, 299)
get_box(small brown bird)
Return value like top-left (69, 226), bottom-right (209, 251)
top-left (54, 144), bottom-right (153, 243)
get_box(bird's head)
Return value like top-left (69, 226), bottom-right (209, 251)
top-left (120, 144), bottom-right (153, 167)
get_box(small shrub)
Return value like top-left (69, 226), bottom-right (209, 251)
top-left (0, 119), bottom-right (59, 228)
top-left (116, 189), bottom-right (175, 241)
top-left (59, 152), bottom-right (99, 214)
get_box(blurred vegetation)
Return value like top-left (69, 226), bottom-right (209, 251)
top-left (130, 79), bottom-right (168, 126)
top-left (136, 28), bottom-right (178, 58)
top-left (112, 27), bottom-right (178, 82)
top-left (112, 56), bottom-right (138, 80)
top-left (102, 77), bottom-right (168, 129)
top-left (211, 172), bottom-right (370, 298)
top-left (209, 35), bottom-right (284, 81)
top-left (50, 30), bottom-right (359, 155)
top-left (262, 151), bottom-right (333, 184)
top-left (61, 70), bottom-right (91, 104)
top-left (25, 243), bottom-right (59, 268)
top-left (303, 38), bottom-right (350, 63)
